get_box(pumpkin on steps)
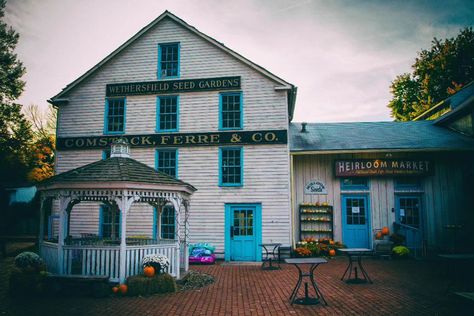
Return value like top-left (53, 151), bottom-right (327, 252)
top-left (375, 231), bottom-right (383, 239)
top-left (144, 265), bottom-right (155, 277)
top-left (381, 226), bottom-right (390, 235)
top-left (329, 249), bottom-right (336, 256)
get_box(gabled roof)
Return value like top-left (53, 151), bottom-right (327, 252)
top-left (49, 10), bottom-right (296, 116)
top-left (290, 121), bottom-right (474, 153)
top-left (38, 157), bottom-right (196, 192)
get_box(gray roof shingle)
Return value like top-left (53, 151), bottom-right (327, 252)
top-left (290, 121), bottom-right (474, 152)
top-left (40, 157), bottom-right (196, 191)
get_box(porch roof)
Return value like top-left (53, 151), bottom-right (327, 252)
top-left (38, 157), bottom-right (196, 192)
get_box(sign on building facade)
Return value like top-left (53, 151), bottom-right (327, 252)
top-left (304, 180), bottom-right (328, 195)
top-left (335, 159), bottom-right (433, 177)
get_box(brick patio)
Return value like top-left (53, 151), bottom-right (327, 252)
top-left (1, 256), bottom-right (472, 315)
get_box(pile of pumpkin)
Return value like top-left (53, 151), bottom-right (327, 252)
top-left (111, 266), bottom-right (156, 295)
top-left (375, 226), bottom-right (390, 239)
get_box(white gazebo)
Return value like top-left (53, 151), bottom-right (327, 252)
top-left (37, 140), bottom-right (196, 282)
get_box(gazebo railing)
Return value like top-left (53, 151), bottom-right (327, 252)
top-left (40, 241), bottom-right (179, 282)
top-left (41, 241), bottom-right (59, 274)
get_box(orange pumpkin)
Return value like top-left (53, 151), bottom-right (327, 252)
top-left (329, 240), bottom-right (335, 245)
top-left (381, 226), bottom-right (390, 235)
top-left (375, 231), bottom-right (383, 239)
top-left (119, 284), bottom-right (128, 295)
top-left (329, 249), bottom-right (336, 257)
top-left (144, 266), bottom-right (155, 277)
top-left (112, 286), bottom-right (119, 293)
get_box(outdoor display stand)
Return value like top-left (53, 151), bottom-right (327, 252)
top-left (299, 204), bottom-right (334, 241)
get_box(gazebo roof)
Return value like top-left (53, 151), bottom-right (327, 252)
top-left (38, 157), bottom-right (196, 193)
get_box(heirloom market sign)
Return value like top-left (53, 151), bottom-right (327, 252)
top-left (57, 130), bottom-right (287, 150)
top-left (335, 159), bottom-right (433, 177)
top-left (106, 76), bottom-right (240, 97)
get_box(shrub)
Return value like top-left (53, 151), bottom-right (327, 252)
top-left (14, 252), bottom-right (44, 272)
top-left (294, 247), bottom-right (312, 257)
top-left (178, 271), bottom-right (214, 291)
top-left (126, 273), bottom-right (176, 296)
top-left (392, 246), bottom-right (410, 257)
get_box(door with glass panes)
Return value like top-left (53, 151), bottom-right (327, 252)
top-left (225, 204), bottom-right (261, 261)
top-left (395, 195), bottom-right (422, 250)
top-left (342, 195), bottom-right (370, 248)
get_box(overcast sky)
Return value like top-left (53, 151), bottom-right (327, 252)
top-left (4, 0), bottom-right (474, 122)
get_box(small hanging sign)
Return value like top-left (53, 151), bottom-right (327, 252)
top-left (304, 180), bottom-right (328, 195)
top-left (352, 207), bottom-right (360, 214)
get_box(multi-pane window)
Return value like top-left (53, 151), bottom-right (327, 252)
top-left (156, 149), bottom-right (177, 178)
top-left (220, 92), bottom-right (242, 129)
top-left (158, 43), bottom-right (179, 78)
top-left (345, 197), bottom-right (366, 225)
top-left (161, 206), bottom-right (175, 239)
top-left (157, 96), bottom-right (178, 131)
top-left (105, 98), bottom-right (125, 133)
top-left (398, 197), bottom-right (421, 228)
top-left (100, 205), bottom-right (120, 239)
top-left (220, 147), bottom-right (242, 186)
top-left (233, 209), bottom-right (253, 236)
top-left (341, 178), bottom-right (369, 190)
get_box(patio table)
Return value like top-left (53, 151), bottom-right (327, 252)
top-left (285, 258), bottom-right (328, 305)
top-left (259, 243), bottom-right (282, 270)
top-left (338, 248), bottom-right (373, 284)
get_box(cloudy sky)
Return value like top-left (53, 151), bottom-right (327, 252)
top-left (4, 0), bottom-right (473, 122)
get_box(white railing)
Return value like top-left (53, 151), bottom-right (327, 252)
top-left (40, 241), bottom-right (179, 282)
top-left (62, 246), bottom-right (121, 281)
top-left (40, 241), bottom-right (59, 274)
top-left (125, 243), bottom-right (179, 279)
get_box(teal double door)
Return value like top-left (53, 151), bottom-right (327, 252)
top-left (225, 204), bottom-right (262, 261)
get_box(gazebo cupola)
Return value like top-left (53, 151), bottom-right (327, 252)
top-left (36, 139), bottom-right (196, 282)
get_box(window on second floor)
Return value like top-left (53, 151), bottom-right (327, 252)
top-left (220, 92), bottom-right (242, 130)
top-left (158, 43), bottom-right (179, 79)
top-left (105, 98), bottom-right (125, 134)
top-left (156, 149), bottom-right (177, 178)
top-left (219, 147), bottom-right (242, 186)
top-left (157, 96), bottom-right (178, 131)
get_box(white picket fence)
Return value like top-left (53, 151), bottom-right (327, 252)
top-left (40, 242), bottom-right (179, 282)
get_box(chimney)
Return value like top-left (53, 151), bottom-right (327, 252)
top-left (301, 122), bottom-right (307, 133)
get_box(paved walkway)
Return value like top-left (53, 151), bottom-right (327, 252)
top-left (1, 257), bottom-right (472, 315)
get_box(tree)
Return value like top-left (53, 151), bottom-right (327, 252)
top-left (24, 104), bottom-right (56, 182)
top-left (388, 27), bottom-right (474, 121)
top-left (0, 0), bottom-right (32, 189)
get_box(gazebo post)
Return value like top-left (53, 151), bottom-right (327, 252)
top-left (57, 195), bottom-right (71, 274)
top-left (38, 195), bottom-right (46, 251)
top-left (118, 198), bottom-right (127, 284)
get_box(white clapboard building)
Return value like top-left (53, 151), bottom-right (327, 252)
top-left (48, 11), bottom-right (297, 262)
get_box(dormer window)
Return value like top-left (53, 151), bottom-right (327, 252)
top-left (158, 43), bottom-right (180, 79)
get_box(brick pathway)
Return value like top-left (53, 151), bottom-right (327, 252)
top-left (1, 257), bottom-right (472, 315)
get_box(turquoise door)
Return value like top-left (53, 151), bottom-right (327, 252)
top-left (342, 195), bottom-right (370, 248)
top-left (225, 204), bottom-right (262, 261)
top-left (395, 195), bottom-right (422, 250)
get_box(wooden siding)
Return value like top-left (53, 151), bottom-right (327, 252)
top-left (57, 18), bottom-right (288, 137)
top-left (292, 152), bottom-right (474, 252)
top-left (52, 18), bottom-right (291, 257)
